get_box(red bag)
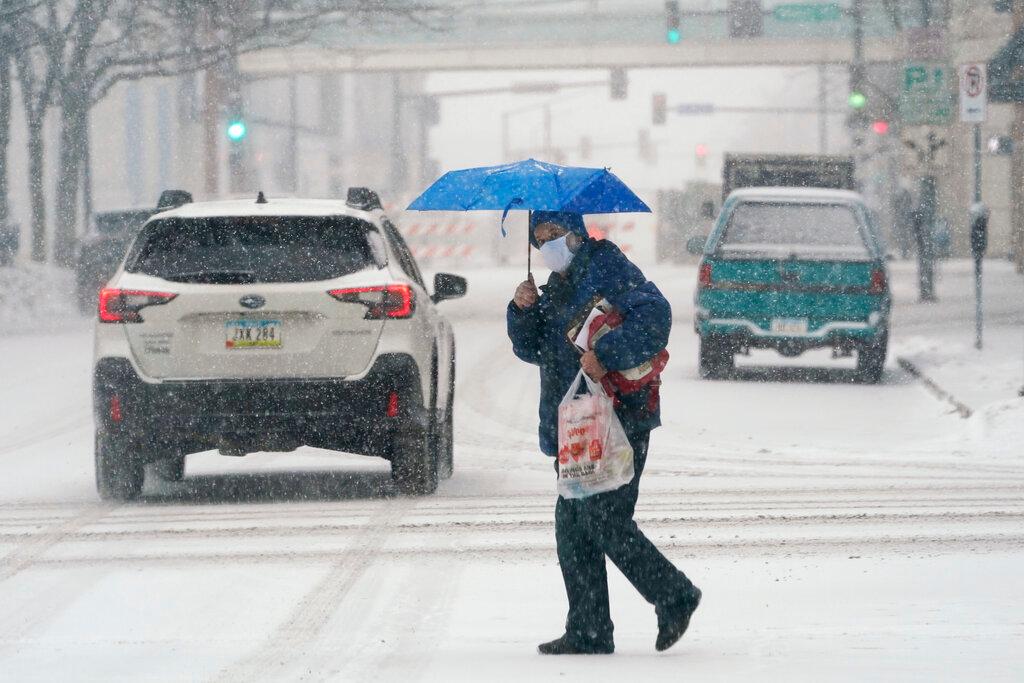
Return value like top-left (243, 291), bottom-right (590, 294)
top-left (584, 308), bottom-right (669, 401)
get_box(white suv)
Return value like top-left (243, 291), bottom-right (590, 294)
top-left (92, 189), bottom-right (465, 500)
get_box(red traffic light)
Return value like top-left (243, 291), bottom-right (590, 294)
top-left (871, 120), bottom-right (890, 135)
top-left (695, 143), bottom-right (708, 158)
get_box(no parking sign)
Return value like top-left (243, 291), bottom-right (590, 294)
top-left (960, 63), bottom-right (988, 123)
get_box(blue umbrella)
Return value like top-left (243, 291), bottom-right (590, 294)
top-left (407, 159), bottom-right (651, 274)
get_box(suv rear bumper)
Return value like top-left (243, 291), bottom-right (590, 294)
top-left (93, 353), bottom-right (423, 460)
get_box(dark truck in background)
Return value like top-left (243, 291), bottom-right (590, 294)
top-left (74, 191), bottom-right (191, 314)
top-left (722, 153), bottom-right (856, 200)
top-left (655, 181), bottom-right (721, 263)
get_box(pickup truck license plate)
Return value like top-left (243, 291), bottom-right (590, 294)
top-left (770, 318), bottom-right (809, 335)
top-left (225, 319), bottom-right (282, 349)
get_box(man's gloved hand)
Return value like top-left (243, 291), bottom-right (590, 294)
top-left (513, 274), bottom-right (538, 310)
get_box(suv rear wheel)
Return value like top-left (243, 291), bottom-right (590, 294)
top-left (436, 378), bottom-right (454, 480)
top-left (95, 432), bottom-right (145, 501)
top-left (391, 415), bottom-right (439, 495)
top-left (699, 335), bottom-right (734, 379)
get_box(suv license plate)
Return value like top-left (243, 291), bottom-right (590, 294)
top-left (225, 319), bottom-right (282, 349)
top-left (770, 318), bottom-right (809, 335)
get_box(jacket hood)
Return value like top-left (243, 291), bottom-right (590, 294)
top-left (529, 211), bottom-right (588, 248)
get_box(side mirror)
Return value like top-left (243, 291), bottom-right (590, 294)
top-left (432, 272), bottom-right (467, 303)
top-left (686, 234), bottom-right (709, 256)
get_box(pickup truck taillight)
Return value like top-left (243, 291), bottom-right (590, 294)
top-left (698, 262), bottom-right (714, 289)
top-left (98, 288), bottom-right (177, 323)
top-left (868, 268), bottom-right (887, 295)
top-left (327, 284), bottom-right (415, 319)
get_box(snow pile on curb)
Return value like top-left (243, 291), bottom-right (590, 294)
top-left (0, 263), bottom-right (84, 334)
top-left (968, 398), bottom-right (1024, 457)
top-left (896, 324), bottom-right (1024, 457)
top-left (896, 328), bottom-right (1023, 413)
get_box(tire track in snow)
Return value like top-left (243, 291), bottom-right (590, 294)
top-left (211, 496), bottom-right (418, 683)
top-left (3, 508), bottom-right (1023, 546)
top-left (309, 558), bottom-right (465, 682)
top-left (0, 504), bottom-right (116, 583)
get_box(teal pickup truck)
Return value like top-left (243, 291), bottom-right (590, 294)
top-left (688, 188), bottom-right (891, 383)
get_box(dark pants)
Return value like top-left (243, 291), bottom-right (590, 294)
top-left (555, 430), bottom-right (694, 647)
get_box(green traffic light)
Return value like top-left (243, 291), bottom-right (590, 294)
top-left (227, 120), bottom-right (247, 141)
top-left (667, 28), bottom-right (681, 44)
top-left (847, 92), bottom-right (867, 110)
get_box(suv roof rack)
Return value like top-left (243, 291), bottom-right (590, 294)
top-left (157, 190), bottom-right (193, 209)
top-left (346, 187), bottom-right (383, 211)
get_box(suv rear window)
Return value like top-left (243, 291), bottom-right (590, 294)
top-left (719, 202), bottom-right (869, 258)
top-left (127, 215), bottom-right (377, 284)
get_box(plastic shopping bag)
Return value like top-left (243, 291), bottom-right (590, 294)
top-left (556, 370), bottom-right (635, 499)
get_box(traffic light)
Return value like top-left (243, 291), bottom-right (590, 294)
top-left (871, 120), bottom-right (890, 135)
top-left (226, 119), bottom-right (247, 142)
top-left (652, 92), bottom-right (667, 125)
top-left (665, 1), bottom-right (681, 44)
top-left (847, 91), bottom-right (867, 110)
top-left (695, 143), bottom-right (708, 166)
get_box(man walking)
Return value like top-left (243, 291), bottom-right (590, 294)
top-left (507, 211), bottom-right (701, 655)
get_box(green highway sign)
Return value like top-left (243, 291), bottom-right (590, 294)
top-left (773, 3), bottom-right (843, 23)
top-left (899, 62), bottom-right (954, 126)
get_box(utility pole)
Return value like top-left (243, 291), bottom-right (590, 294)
top-left (818, 64), bottom-right (828, 154)
top-left (849, 0), bottom-right (866, 156)
top-left (1013, 0), bottom-right (1024, 273)
top-left (202, 67), bottom-right (221, 198)
top-left (543, 103), bottom-right (552, 161)
top-left (287, 75), bottom-right (298, 193)
top-left (390, 74), bottom-right (406, 195)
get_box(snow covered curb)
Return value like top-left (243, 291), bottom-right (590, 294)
top-left (895, 325), bottom-right (1024, 457)
top-left (895, 356), bottom-right (973, 418)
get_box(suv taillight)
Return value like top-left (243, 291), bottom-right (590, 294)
top-left (698, 262), bottom-right (713, 289)
top-left (98, 288), bottom-right (177, 323)
top-left (328, 284), bottom-right (415, 319)
top-left (869, 268), bottom-right (887, 295)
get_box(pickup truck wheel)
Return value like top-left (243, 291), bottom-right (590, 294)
top-left (391, 416), bottom-right (439, 495)
top-left (95, 432), bottom-right (144, 501)
top-left (699, 335), bottom-right (734, 380)
top-left (152, 456), bottom-right (186, 483)
top-left (857, 333), bottom-right (888, 384)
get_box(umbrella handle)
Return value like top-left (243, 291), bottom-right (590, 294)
top-left (527, 209), bottom-right (532, 279)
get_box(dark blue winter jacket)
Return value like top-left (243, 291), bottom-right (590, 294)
top-left (507, 238), bottom-right (671, 457)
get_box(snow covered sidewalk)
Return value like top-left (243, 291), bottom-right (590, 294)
top-left (896, 322), bottom-right (1024, 458)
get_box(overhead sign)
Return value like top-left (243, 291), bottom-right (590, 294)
top-left (773, 3), bottom-right (842, 23)
top-left (959, 63), bottom-right (988, 123)
top-left (899, 62), bottom-right (953, 126)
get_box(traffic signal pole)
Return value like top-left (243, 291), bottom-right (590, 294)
top-left (203, 67), bottom-right (221, 198)
top-left (973, 122), bottom-right (984, 350)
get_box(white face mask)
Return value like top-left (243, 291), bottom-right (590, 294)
top-left (539, 235), bottom-right (575, 273)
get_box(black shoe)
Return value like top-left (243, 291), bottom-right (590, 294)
top-left (656, 585), bottom-right (702, 652)
top-left (537, 634), bottom-right (614, 655)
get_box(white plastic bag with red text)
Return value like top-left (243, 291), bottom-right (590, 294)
top-left (556, 370), bottom-right (635, 499)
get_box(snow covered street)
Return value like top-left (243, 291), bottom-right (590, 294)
top-left (1, 261), bottom-right (1023, 681)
